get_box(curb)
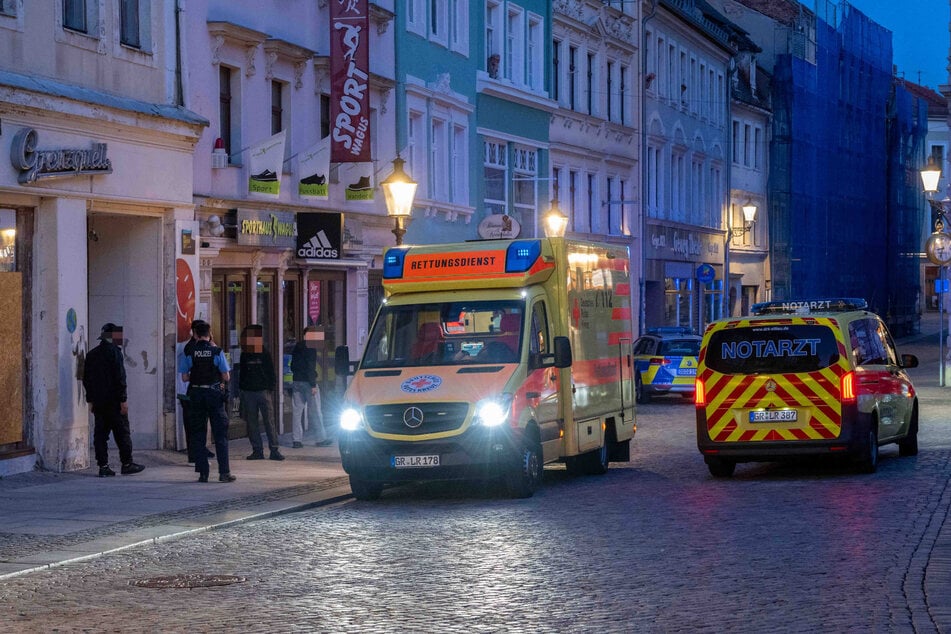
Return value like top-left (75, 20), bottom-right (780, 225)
top-left (0, 484), bottom-right (353, 581)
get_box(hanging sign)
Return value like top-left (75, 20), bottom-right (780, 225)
top-left (329, 0), bottom-right (371, 163)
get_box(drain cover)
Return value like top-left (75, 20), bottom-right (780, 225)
top-left (130, 574), bottom-right (248, 589)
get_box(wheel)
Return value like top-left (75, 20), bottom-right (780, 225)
top-left (583, 443), bottom-right (609, 475)
top-left (854, 425), bottom-right (879, 474)
top-left (635, 374), bottom-right (650, 404)
top-left (706, 456), bottom-right (736, 478)
top-left (349, 475), bottom-right (383, 501)
top-left (898, 410), bottom-right (919, 457)
top-left (507, 439), bottom-right (542, 498)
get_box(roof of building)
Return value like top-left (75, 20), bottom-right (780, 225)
top-left (900, 80), bottom-right (947, 118)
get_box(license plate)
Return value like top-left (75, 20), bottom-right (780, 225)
top-left (749, 410), bottom-right (798, 423)
top-left (677, 368), bottom-right (697, 377)
top-left (392, 455), bottom-right (440, 468)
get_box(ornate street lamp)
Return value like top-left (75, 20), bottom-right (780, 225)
top-left (543, 198), bottom-right (568, 238)
top-left (380, 156), bottom-right (417, 246)
top-left (921, 156), bottom-right (950, 386)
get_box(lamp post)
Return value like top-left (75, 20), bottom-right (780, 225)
top-left (723, 199), bottom-right (758, 318)
top-left (543, 198), bottom-right (569, 238)
top-left (921, 156), bottom-right (951, 386)
top-left (380, 156), bottom-right (417, 246)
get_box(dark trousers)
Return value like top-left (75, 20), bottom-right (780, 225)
top-left (188, 387), bottom-right (231, 476)
top-left (241, 390), bottom-right (277, 453)
top-left (92, 402), bottom-right (133, 467)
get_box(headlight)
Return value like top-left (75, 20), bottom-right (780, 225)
top-left (474, 394), bottom-right (513, 427)
top-left (339, 407), bottom-right (364, 431)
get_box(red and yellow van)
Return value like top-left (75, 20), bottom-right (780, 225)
top-left (695, 298), bottom-right (919, 476)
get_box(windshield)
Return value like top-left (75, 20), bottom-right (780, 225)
top-left (362, 300), bottom-right (525, 368)
top-left (704, 324), bottom-right (840, 374)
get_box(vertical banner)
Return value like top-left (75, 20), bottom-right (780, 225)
top-left (330, 0), bottom-right (371, 164)
top-left (175, 219), bottom-right (201, 451)
top-left (299, 137), bottom-right (331, 199)
top-left (248, 130), bottom-right (286, 197)
top-left (308, 280), bottom-right (321, 325)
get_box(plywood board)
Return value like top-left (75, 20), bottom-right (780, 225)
top-left (0, 273), bottom-right (22, 445)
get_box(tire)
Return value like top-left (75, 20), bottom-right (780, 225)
top-left (584, 442), bottom-right (610, 475)
top-left (854, 425), bottom-right (879, 474)
top-left (635, 374), bottom-right (650, 404)
top-left (706, 456), bottom-right (736, 478)
top-left (507, 439), bottom-right (542, 498)
top-left (349, 475), bottom-right (383, 501)
top-left (898, 409), bottom-right (919, 457)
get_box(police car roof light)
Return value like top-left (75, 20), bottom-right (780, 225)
top-left (750, 298), bottom-right (868, 315)
top-left (647, 326), bottom-right (694, 335)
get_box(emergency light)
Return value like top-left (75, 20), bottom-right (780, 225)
top-left (750, 298), bottom-right (867, 316)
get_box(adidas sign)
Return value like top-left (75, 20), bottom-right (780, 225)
top-left (297, 230), bottom-right (338, 258)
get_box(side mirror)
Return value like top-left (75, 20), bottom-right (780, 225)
top-left (901, 353), bottom-right (919, 369)
top-left (553, 336), bottom-right (572, 368)
top-left (335, 345), bottom-right (354, 377)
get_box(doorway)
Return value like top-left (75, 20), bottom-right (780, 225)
top-left (211, 271), bottom-right (249, 437)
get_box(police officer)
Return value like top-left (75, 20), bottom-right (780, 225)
top-left (179, 321), bottom-right (235, 482)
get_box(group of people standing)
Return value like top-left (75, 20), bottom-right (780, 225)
top-left (84, 318), bottom-right (333, 484)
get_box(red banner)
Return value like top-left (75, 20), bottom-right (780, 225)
top-left (308, 280), bottom-right (321, 324)
top-left (330, 0), bottom-right (371, 163)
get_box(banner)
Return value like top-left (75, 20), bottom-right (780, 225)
top-left (247, 130), bottom-right (286, 197)
top-left (339, 161), bottom-right (374, 202)
top-left (175, 219), bottom-right (201, 452)
top-left (330, 0), bottom-right (371, 163)
top-left (299, 137), bottom-right (330, 199)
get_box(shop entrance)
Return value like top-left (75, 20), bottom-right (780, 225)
top-left (281, 269), bottom-right (346, 436)
top-left (211, 271), bottom-right (249, 438)
top-left (87, 212), bottom-right (163, 449)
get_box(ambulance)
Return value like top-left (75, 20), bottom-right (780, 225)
top-left (334, 238), bottom-right (636, 499)
top-left (695, 298), bottom-right (919, 477)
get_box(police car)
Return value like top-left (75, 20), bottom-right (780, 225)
top-left (695, 298), bottom-right (919, 476)
top-left (633, 327), bottom-right (702, 403)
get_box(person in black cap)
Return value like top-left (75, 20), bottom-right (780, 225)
top-left (179, 319), bottom-right (214, 463)
top-left (238, 324), bottom-right (284, 461)
top-left (82, 323), bottom-right (145, 477)
top-left (179, 320), bottom-right (235, 482)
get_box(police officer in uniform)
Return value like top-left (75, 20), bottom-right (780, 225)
top-left (179, 321), bottom-right (235, 482)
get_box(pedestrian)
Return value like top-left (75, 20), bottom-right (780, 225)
top-left (238, 324), bottom-right (284, 461)
top-left (179, 320), bottom-right (214, 463)
top-left (82, 323), bottom-right (145, 477)
top-left (179, 320), bottom-right (235, 482)
top-left (290, 326), bottom-right (332, 448)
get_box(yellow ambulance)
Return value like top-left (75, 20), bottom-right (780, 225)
top-left (695, 298), bottom-right (919, 477)
top-left (335, 238), bottom-right (636, 499)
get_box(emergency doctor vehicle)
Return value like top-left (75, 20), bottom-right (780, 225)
top-left (335, 238), bottom-right (636, 499)
top-left (695, 298), bottom-right (919, 477)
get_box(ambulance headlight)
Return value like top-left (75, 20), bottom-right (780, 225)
top-left (474, 394), bottom-right (513, 427)
top-left (339, 407), bottom-right (364, 431)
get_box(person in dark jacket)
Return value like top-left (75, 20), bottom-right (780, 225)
top-left (290, 326), bottom-right (331, 448)
top-left (180, 319), bottom-right (214, 463)
top-left (82, 323), bottom-right (144, 477)
top-left (179, 321), bottom-right (234, 483)
top-left (238, 324), bottom-right (283, 461)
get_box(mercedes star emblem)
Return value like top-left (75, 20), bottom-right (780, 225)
top-left (403, 406), bottom-right (424, 429)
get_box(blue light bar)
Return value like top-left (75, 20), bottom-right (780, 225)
top-left (382, 248), bottom-right (408, 279)
top-left (750, 298), bottom-right (868, 315)
top-left (505, 240), bottom-right (541, 273)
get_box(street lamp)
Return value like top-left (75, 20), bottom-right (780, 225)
top-left (730, 199), bottom-right (757, 238)
top-left (543, 198), bottom-right (569, 238)
top-left (921, 158), bottom-right (951, 386)
top-left (380, 155), bottom-right (417, 246)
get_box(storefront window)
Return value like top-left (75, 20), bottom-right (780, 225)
top-left (664, 277), bottom-right (693, 330)
top-left (0, 210), bottom-right (15, 272)
top-left (703, 279), bottom-right (724, 327)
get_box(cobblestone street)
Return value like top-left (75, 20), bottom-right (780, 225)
top-left (4, 334), bottom-right (951, 634)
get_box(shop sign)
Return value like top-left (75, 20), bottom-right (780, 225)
top-left (236, 209), bottom-right (296, 248)
top-left (296, 212), bottom-right (343, 259)
top-left (11, 127), bottom-right (112, 184)
top-left (478, 214), bottom-right (521, 240)
top-left (329, 0), bottom-right (371, 163)
top-left (645, 223), bottom-right (721, 263)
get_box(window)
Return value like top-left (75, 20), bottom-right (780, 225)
top-left (754, 127), bottom-right (762, 170)
top-left (620, 64), bottom-right (629, 125)
top-left (430, 0), bottom-right (447, 45)
top-left (743, 124), bottom-right (752, 166)
top-left (450, 0), bottom-right (468, 54)
top-left (431, 118), bottom-right (449, 201)
top-left (486, 1), bottom-right (502, 68)
top-left (451, 124), bottom-right (468, 205)
top-left (119, 0), bottom-right (140, 48)
top-left (606, 61), bottom-right (614, 121)
top-left (63, 0), bottom-right (86, 32)
top-left (505, 6), bottom-right (523, 84)
top-left (407, 0), bottom-right (425, 36)
top-left (408, 110), bottom-right (426, 195)
top-left (586, 173), bottom-right (596, 233)
top-left (530, 302), bottom-right (549, 356)
top-left (732, 121), bottom-right (740, 164)
top-left (0, 0), bottom-right (15, 16)
top-left (527, 14), bottom-right (542, 91)
top-left (672, 152), bottom-right (686, 221)
top-left (586, 52), bottom-right (595, 115)
top-left (552, 166), bottom-right (561, 201)
top-left (647, 145), bottom-right (661, 216)
top-left (552, 38), bottom-right (561, 102)
top-left (568, 45), bottom-right (578, 110)
top-left (484, 140), bottom-right (507, 216)
top-left (513, 146), bottom-right (537, 236)
top-left (319, 94), bottom-right (331, 139)
top-left (219, 66), bottom-right (234, 158)
top-left (568, 170), bottom-right (578, 230)
top-left (271, 81), bottom-right (284, 136)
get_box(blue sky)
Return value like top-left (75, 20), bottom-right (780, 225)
top-left (843, 0), bottom-right (949, 88)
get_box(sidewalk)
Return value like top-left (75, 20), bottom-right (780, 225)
top-left (0, 436), bottom-right (351, 580)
